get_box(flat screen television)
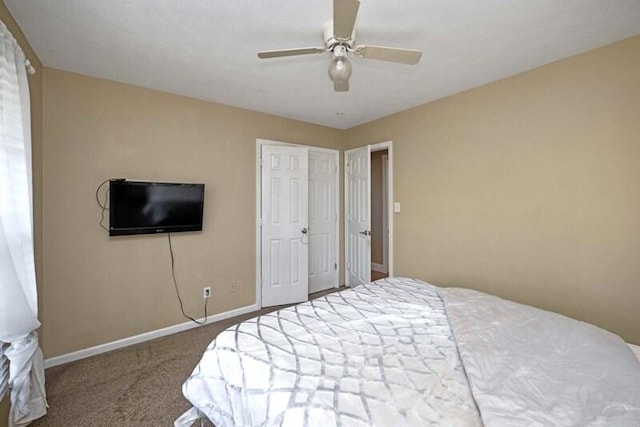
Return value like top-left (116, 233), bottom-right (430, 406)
top-left (109, 180), bottom-right (205, 236)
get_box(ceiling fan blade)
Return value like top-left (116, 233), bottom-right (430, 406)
top-left (355, 45), bottom-right (422, 65)
top-left (334, 0), bottom-right (360, 40)
top-left (257, 47), bottom-right (326, 59)
top-left (334, 80), bottom-right (349, 92)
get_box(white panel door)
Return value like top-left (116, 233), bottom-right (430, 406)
top-left (345, 146), bottom-right (371, 287)
top-left (308, 151), bottom-right (337, 293)
top-left (261, 145), bottom-right (309, 307)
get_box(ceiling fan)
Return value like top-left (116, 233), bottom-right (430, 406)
top-left (257, 0), bottom-right (422, 92)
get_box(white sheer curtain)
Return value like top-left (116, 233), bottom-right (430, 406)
top-left (0, 20), bottom-right (47, 426)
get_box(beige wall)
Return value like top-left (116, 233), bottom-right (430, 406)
top-left (347, 35), bottom-right (640, 344)
top-left (1, 2), bottom-right (43, 425)
top-left (42, 68), bottom-right (344, 357)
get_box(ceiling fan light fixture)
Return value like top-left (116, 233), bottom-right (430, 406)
top-left (328, 44), bottom-right (352, 84)
top-left (328, 55), bottom-right (352, 83)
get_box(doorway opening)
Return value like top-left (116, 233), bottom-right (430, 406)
top-left (370, 149), bottom-right (389, 281)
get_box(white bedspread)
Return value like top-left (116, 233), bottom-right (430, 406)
top-left (178, 278), bottom-right (640, 426)
top-left (179, 278), bottom-right (481, 426)
top-left (440, 287), bottom-right (640, 427)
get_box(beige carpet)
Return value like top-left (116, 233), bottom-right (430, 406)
top-left (1, 394), bottom-right (9, 427)
top-left (32, 287), bottom-right (342, 426)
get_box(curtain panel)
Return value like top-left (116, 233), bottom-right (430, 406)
top-left (0, 20), bottom-right (47, 426)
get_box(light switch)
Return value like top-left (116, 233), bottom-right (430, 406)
top-left (394, 202), bottom-right (401, 213)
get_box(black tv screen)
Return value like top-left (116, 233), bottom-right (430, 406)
top-left (109, 180), bottom-right (205, 236)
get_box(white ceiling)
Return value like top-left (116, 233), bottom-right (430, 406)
top-left (6, 0), bottom-right (640, 129)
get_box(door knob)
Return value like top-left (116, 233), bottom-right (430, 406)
top-left (359, 230), bottom-right (371, 236)
top-left (301, 227), bottom-right (308, 234)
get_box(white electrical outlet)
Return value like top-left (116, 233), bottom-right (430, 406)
top-left (203, 287), bottom-right (212, 299)
top-left (230, 282), bottom-right (238, 293)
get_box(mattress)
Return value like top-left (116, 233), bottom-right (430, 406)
top-left (177, 278), bottom-right (640, 426)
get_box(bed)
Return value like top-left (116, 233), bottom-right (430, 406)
top-left (176, 277), bottom-right (640, 426)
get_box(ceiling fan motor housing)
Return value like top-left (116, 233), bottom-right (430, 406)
top-left (323, 21), bottom-right (355, 51)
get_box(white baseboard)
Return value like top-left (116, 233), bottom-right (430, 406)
top-left (372, 263), bottom-right (388, 274)
top-left (44, 303), bottom-right (258, 369)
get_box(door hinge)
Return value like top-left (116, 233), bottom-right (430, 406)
top-left (335, 263), bottom-right (337, 270)
top-left (258, 218), bottom-right (263, 227)
top-left (259, 157), bottom-right (263, 168)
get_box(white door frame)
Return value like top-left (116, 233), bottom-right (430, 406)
top-left (344, 140), bottom-right (393, 284)
top-left (256, 138), bottom-right (340, 310)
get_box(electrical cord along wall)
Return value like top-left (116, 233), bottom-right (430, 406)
top-left (95, 179), bottom-right (208, 325)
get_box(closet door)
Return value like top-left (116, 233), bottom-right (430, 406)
top-left (261, 145), bottom-right (309, 306)
top-left (308, 151), bottom-right (338, 293)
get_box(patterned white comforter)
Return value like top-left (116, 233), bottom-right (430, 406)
top-left (177, 278), bottom-right (640, 426)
